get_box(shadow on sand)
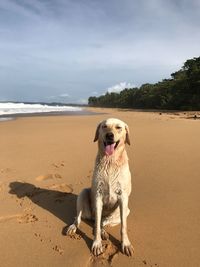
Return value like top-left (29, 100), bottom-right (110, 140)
top-left (9, 181), bottom-right (121, 261)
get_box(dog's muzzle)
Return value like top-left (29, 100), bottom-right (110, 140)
top-left (104, 133), bottom-right (120, 156)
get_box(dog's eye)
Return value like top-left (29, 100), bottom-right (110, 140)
top-left (102, 125), bottom-right (107, 129)
top-left (116, 126), bottom-right (122, 130)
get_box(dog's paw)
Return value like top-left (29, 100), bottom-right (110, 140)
top-left (101, 228), bottom-right (109, 240)
top-left (91, 240), bottom-right (104, 256)
top-left (66, 224), bottom-right (77, 236)
top-left (121, 241), bottom-right (134, 257)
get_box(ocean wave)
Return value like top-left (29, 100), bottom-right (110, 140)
top-left (0, 102), bottom-right (82, 116)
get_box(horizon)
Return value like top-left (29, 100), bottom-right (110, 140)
top-left (0, 0), bottom-right (200, 103)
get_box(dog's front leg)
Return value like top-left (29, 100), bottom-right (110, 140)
top-left (92, 196), bottom-right (103, 256)
top-left (119, 195), bottom-right (134, 256)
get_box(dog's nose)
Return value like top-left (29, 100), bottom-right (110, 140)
top-left (106, 132), bottom-right (114, 141)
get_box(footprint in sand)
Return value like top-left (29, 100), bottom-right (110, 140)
top-left (34, 232), bottom-right (44, 243)
top-left (35, 174), bottom-right (53, 181)
top-left (51, 161), bottom-right (65, 169)
top-left (17, 213), bottom-right (38, 223)
top-left (52, 245), bottom-right (64, 255)
top-left (0, 168), bottom-right (12, 173)
top-left (53, 173), bottom-right (62, 179)
top-left (34, 232), bottom-right (64, 255)
top-left (35, 173), bottom-right (62, 182)
top-left (0, 213), bottom-right (38, 224)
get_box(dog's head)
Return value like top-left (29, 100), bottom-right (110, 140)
top-left (93, 118), bottom-right (130, 156)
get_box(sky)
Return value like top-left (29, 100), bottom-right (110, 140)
top-left (0, 0), bottom-right (199, 104)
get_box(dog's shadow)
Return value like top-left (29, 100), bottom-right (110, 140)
top-left (9, 181), bottom-right (121, 255)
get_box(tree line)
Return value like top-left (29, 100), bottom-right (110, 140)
top-left (88, 57), bottom-right (200, 110)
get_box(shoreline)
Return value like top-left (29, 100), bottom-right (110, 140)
top-left (0, 108), bottom-right (104, 122)
top-left (1, 106), bottom-right (199, 122)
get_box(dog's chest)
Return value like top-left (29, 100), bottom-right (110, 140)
top-left (102, 181), bottom-right (120, 208)
top-left (96, 167), bottom-right (122, 206)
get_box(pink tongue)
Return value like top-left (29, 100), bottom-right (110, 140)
top-left (105, 143), bottom-right (115, 156)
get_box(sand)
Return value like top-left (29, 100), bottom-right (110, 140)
top-left (0, 108), bottom-right (200, 267)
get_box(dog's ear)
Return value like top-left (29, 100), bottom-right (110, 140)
top-left (125, 124), bottom-right (131, 145)
top-left (93, 123), bottom-right (101, 142)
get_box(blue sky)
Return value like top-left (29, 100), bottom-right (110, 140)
top-left (0, 0), bottom-right (199, 103)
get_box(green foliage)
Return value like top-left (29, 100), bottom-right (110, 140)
top-left (88, 57), bottom-right (200, 110)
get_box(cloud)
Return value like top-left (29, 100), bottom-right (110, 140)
top-left (91, 91), bottom-right (99, 95)
top-left (107, 82), bottom-right (136, 93)
top-left (0, 0), bottom-right (199, 103)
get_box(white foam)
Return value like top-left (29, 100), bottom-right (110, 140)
top-left (0, 102), bottom-right (82, 116)
top-left (0, 117), bottom-right (13, 121)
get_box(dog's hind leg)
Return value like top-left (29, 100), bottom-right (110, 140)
top-left (67, 188), bottom-right (92, 235)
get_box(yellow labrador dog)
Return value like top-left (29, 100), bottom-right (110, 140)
top-left (67, 118), bottom-right (133, 256)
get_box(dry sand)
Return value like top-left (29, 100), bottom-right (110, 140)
top-left (0, 108), bottom-right (200, 267)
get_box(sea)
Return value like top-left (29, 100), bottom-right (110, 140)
top-left (0, 102), bottom-right (84, 121)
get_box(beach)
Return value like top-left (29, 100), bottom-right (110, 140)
top-left (0, 108), bottom-right (200, 267)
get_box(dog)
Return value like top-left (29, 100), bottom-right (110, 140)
top-left (67, 118), bottom-right (134, 256)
